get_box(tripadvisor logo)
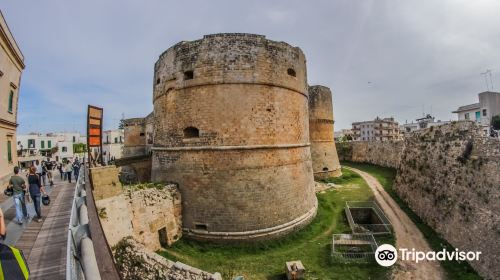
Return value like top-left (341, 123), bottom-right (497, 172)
top-left (375, 244), bottom-right (482, 267)
top-left (375, 244), bottom-right (397, 267)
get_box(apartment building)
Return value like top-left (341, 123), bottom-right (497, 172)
top-left (352, 117), bottom-right (401, 141)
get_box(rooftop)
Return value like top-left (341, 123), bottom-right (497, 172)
top-left (452, 103), bottom-right (480, 113)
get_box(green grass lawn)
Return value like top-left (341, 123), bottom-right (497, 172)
top-left (159, 168), bottom-right (393, 280)
top-left (342, 161), bottom-right (481, 280)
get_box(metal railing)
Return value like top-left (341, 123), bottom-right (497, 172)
top-left (345, 201), bottom-right (393, 235)
top-left (66, 166), bottom-right (101, 280)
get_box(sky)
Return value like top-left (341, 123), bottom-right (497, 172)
top-left (2, 0), bottom-right (500, 133)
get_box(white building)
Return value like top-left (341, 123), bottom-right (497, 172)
top-left (102, 129), bottom-right (124, 164)
top-left (17, 132), bottom-right (85, 167)
top-left (401, 114), bottom-right (450, 135)
top-left (452, 91), bottom-right (500, 136)
top-left (352, 117), bottom-right (401, 141)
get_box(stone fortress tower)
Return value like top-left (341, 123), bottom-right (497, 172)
top-left (151, 33), bottom-right (317, 241)
top-left (308, 86), bottom-right (342, 179)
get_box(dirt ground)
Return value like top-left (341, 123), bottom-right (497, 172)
top-left (346, 167), bottom-right (446, 280)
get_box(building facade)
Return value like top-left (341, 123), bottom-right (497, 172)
top-left (400, 114), bottom-right (450, 135)
top-left (17, 132), bottom-right (85, 167)
top-left (102, 129), bottom-right (124, 164)
top-left (452, 91), bottom-right (500, 136)
top-left (0, 10), bottom-right (25, 188)
top-left (352, 117), bottom-right (401, 141)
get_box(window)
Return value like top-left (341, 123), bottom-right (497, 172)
top-left (48, 140), bottom-right (52, 148)
top-left (183, 127), bottom-right (199, 138)
top-left (139, 132), bottom-right (145, 136)
top-left (184, 70), bottom-right (194, 80)
top-left (73, 136), bottom-right (76, 142)
top-left (322, 167), bottom-right (329, 171)
top-left (114, 137), bottom-right (118, 143)
top-left (41, 140), bottom-right (45, 149)
top-left (120, 136), bottom-right (123, 143)
top-left (287, 68), bottom-right (296, 77)
top-left (483, 109), bottom-right (487, 116)
top-left (28, 139), bottom-right (35, 148)
top-left (464, 113), bottom-right (470, 120)
top-left (8, 91), bottom-right (14, 113)
top-left (7, 141), bottom-right (12, 163)
top-left (475, 111), bottom-right (481, 122)
top-left (156, 78), bottom-right (161, 85)
top-left (62, 146), bottom-right (67, 152)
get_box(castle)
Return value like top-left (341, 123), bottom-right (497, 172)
top-left (122, 33), bottom-right (341, 242)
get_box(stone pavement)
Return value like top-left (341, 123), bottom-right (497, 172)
top-left (0, 172), bottom-right (76, 280)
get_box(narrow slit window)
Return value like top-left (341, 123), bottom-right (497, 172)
top-left (184, 70), bottom-right (194, 80)
top-left (195, 223), bottom-right (208, 231)
top-left (287, 68), bottom-right (296, 77)
top-left (183, 127), bottom-right (199, 138)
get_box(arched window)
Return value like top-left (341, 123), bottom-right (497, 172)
top-left (183, 127), bottom-right (199, 138)
top-left (322, 167), bottom-right (329, 171)
top-left (287, 68), bottom-right (296, 77)
top-left (156, 78), bottom-right (161, 85)
top-left (8, 91), bottom-right (14, 113)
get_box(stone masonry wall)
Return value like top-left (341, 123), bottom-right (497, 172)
top-left (151, 33), bottom-right (317, 241)
top-left (94, 168), bottom-right (182, 251)
top-left (113, 237), bottom-right (221, 280)
top-left (394, 121), bottom-right (500, 279)
top-left (336, 140), bottom-right (405, 168)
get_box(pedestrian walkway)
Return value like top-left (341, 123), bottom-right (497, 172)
top-left (0, 173), bottom-right (76, 280)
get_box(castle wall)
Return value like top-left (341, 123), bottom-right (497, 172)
top-left (151, 33), bottom-right (317, 241)
top-left (394, 122), bottom-right (500, 279)
top-left (337, 140), bottom-right (404, 168)
top-left (92, 166), bottom-right (182, 252)
top-left (308, 85), bottom-right (342, 179)
top-left (337, 122), bottom-right (499, 279)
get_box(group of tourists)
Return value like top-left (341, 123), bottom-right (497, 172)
top-left (5, 157), bottom-right (81, 226)
top-left (0, 157), bottom-right (82, 279)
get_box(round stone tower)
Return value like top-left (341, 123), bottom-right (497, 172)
top-left (308, 85), bottom-right (342, 179)
top-left (151, 33), bottom-right (317, 241)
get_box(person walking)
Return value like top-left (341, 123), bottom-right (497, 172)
top-left (45, 158), bottom-right (54, 186)
top-left (57, 161), bottom-right (64, 180)
top-left (34, 160), bottom-right (46, 186)
top-left (27, 166), bottom-right (45, 222)
top-left (64, 160), bottom-right (73, 183)
top-left (73, 159), bottom-right (80, 181)
top-left (8, 167), bottom-right (28, 225)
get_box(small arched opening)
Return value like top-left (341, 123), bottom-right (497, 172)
top-left (184, 70), bottom-right (194, 80)
top-left (287, 68), bottom-right (296, 77)
top-left (183, 127), bottom-right (199, 138)
top-left (322, 167), bottom-right (329, 172)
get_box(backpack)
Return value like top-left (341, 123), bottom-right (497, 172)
top-left (0, 243), bottom-right (30, 279)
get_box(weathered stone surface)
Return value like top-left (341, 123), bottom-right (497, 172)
top-left (90, 166), bottom-right (123, 200)
top-left (308, 85), bottom-right (342, 179)
top-left (394, 121), bottom-right (500, 279)
top-left (339, 121), bottom-right (500, 279)
top-left (337, 140), bottom-right (405, 168)
top-left (96, 182), bottom-right (182, 252)
top-left (113, 237), bottom-right (221, 280)
top-left (151, 33), bottom-right (317, 241)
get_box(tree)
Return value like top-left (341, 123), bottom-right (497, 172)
top-left (73, 143), bottom-right (87, 154)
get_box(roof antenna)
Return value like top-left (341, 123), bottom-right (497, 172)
top-left (480, 69), bottom-right (493, 91)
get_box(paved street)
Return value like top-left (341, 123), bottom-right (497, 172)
top-left (0, 173), bottom-right (76, 280)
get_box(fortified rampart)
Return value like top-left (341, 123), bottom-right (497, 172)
top-left (394, 122), bottom-right (500, 279)
top-left (151, 33), bottom-right (317, 241)
top-left (338, 121), bottom-right (500, 279)
top-left (308, 85), bottom-right (342, 179)
top-left (91, 166), bottom-right (182, 252)
top-left (337, 140), bottom-right (404, 168)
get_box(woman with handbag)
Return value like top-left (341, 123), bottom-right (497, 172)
top-left (27, 166), bottom-right (46, 222)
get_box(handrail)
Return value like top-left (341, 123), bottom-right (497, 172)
top-left (66, 166), bottom-right (101, 280)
